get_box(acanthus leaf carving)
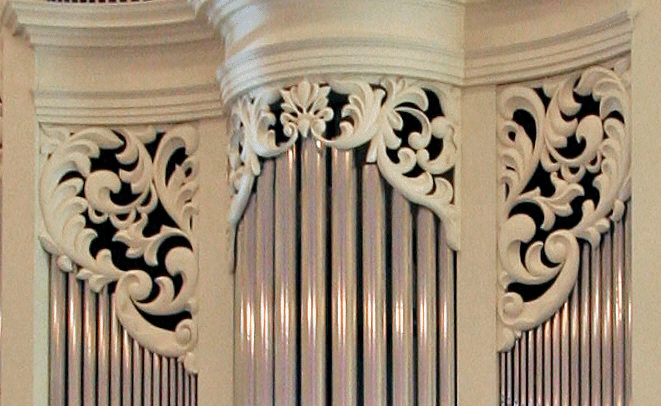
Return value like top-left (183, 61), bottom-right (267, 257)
top-left (497, 62), bottom-right (631, 351)
top-left (227, 77), bottom-right (460, 265)
top-left (39, 124), bottom-right (200, 372)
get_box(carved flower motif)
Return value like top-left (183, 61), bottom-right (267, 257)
top-left (280, 80), bottom-right (334, 139)
top-left (228, 78), bottom-right (460, 257)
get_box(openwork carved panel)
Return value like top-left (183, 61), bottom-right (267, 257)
top-left (228, 77), bottom-right (460, 255)
top-left (497, 60), bottom-right (631, 350)
top-left (39, 124), bottom-right (199, 371)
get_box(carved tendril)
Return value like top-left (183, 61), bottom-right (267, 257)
top-left (39, 124), bottom-right (200, 372)
top-left (497, 63), bottom-right (631, 350)
top-left (227, 77), bottom-right (460, 268)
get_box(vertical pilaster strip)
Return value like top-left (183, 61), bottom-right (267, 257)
top-left (458, 85), bottom-right (497, 406)
top-left (300, 139), bottom-right (327, 406)
top-left (632, 9), bottom-right (661, 403)
top-left (1, 24), bottom-right (43, 406)
top-left (362, 164), bottom-right (386, 406)
top-left (331, 149), bottom-right (358, 406)
top-left (275, 148), bottom-right (298, 406)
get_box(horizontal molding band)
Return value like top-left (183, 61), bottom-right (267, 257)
top-left (217, 9), bottom-right (633, 102)
top-left (35, 84), bottom-right (223, 124)
top-left (465, 11), bottom-right (633, 86)
top-left (3, 0), bottom-right (636, 119)
top-left (3, 0), bottom-right (218, 47)
top-left (219, 39), bottom-right (464, 102)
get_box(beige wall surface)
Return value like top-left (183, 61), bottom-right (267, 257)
top-left (1, 26), bottom-right (48, 406)
top-left (631, 0), bottom-right (661, 404)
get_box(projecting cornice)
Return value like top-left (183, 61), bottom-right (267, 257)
top-left (191, 0), bottom-right (466, 102)
top-left (2, 0), bottom-right (223, 124)
top-left (463, 1), bottom-right (634, 86)
top-left (191, 0), bottom-right (634, 103)
top-left (2, 0), bottom-right (216, 47)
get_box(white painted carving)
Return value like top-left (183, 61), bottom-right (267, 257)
top-left (228, 77), bottom-right (460, 259)
top-left (280, 81), bottom-right (334, 140)
top-left (39, 124), bottom-right (199, 371)
top-left (497, 62), bottom-right (631, 351)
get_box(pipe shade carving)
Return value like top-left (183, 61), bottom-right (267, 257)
top-left (228, 77), bottom-right (460, 263)
top-left (497, 61), bottom-right (631, 351)
top-left (39, 124), bottom-right (200, 372)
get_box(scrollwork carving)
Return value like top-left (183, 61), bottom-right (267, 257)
top-left (497, 62), bottom-right (631, 351)
top-left (228, 77), bottom-right (460, 260)
top-left (39, 124), bottom-right (199, 371)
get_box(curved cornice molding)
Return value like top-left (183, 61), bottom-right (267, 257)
top-left (464, 6), bottom-right (634, 86)
top-left (2, 0), bottom-right (223, 125)
top-left (34, 84), bottom-right (223, 125)
top-left (191, 0), bottom-right (634, 103)
top-left (2, 0), bottom-right (216, 47)
top-left (191, 0), bottom-right (466, 102)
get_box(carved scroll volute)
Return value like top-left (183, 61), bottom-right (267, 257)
top-left (497, 61), bottom-right (631, 350)
top-left (39, 124), bottom-right (200, 371)
top-left (227, 78), bottom-right (460, 266)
